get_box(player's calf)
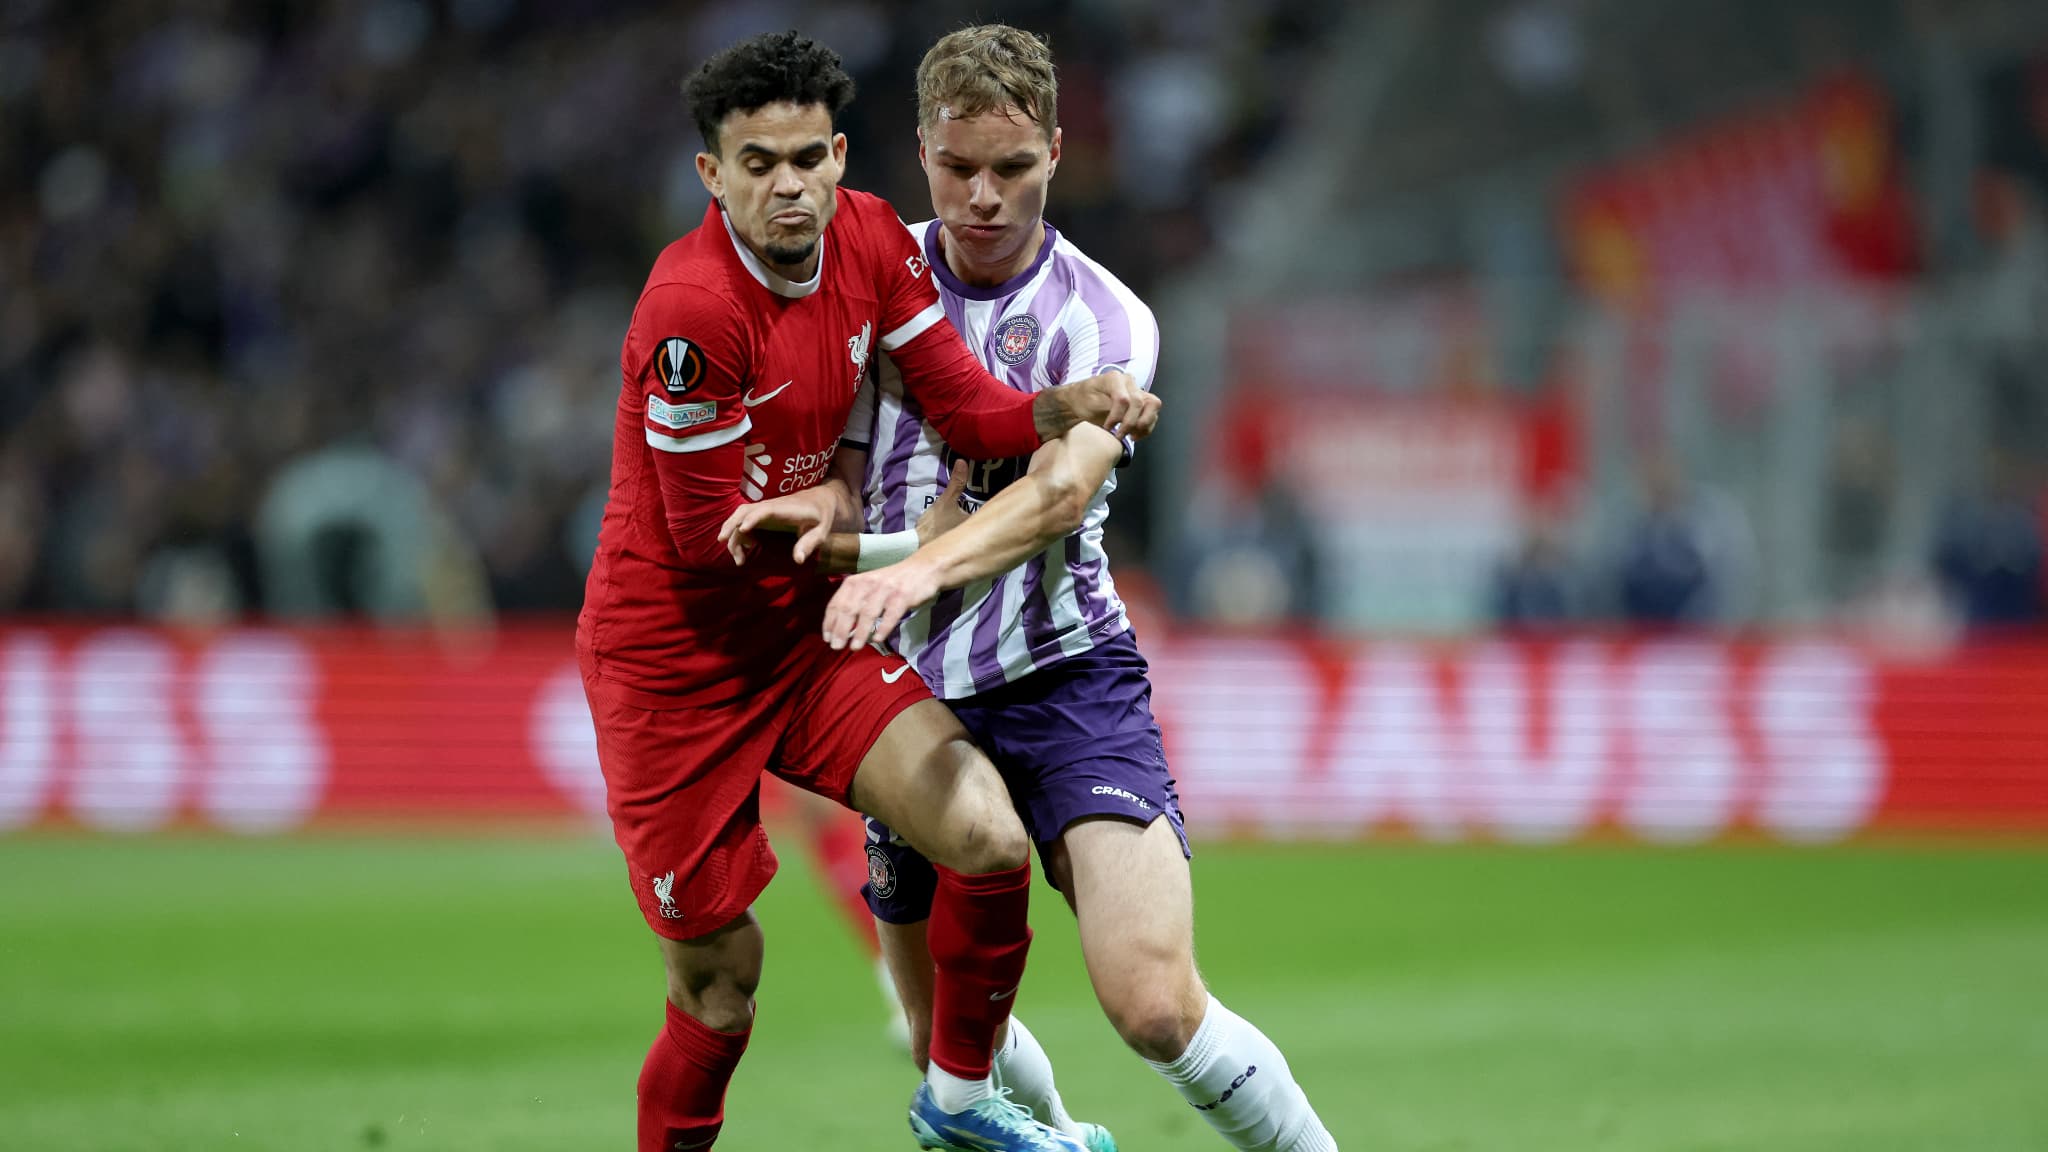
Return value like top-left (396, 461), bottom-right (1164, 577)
top-left (639, 912), bottom-right (765, 1152)
top-left (1061, 818), bottom-right (1339, 1150)
top-left (877, 919), bottom-right (937, 1070)
top-left (1053, 816), bottom-right (1206, 1061)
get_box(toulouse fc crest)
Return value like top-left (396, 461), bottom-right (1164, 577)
top-left (993, 314), bottom-right (1041, 364)
top-left (865, 845), bottom-right (898, 898)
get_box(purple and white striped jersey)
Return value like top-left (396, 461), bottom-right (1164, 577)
top-left (842, 219), bottom-right (1158, 700)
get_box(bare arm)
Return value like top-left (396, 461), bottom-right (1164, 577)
top-left (917, 423), bottom-right (1122, 588)
top-left (810, 445), bottom-right (870, 573)
top-left (811, 452), bottom-right (965, 576)
top-left (820, 422), bottom-right (1125, 649)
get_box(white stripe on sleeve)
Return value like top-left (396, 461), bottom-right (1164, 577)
top-left (880, 302), bottom-right (946, 351)
top-left (646, 415), bottom-right (752, 454)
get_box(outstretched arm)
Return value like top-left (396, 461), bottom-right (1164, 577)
top-left (820, 422), bottom-right (1125, 650)
top-left (915, 423), bottom-right (1123, 588)
top-left (888, 324), bottom-right (1159, 454)
top-left (805, 451), bottom-right (962, 577)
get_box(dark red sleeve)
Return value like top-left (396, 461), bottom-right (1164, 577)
top-left (886, 324), bottom-right (1040, 459)
top-left (626, 282), bottom-right (792, 572)
top-left (870, 207), bottom-right (1041, 460)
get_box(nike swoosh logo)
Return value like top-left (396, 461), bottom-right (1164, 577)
top-left (742, 380), bottom-right (793, 407)
top-left (881, 664), bottom-right (912, 684)
top-left (939, 1127), bottom-right (1006, 1152)
top-left (987, 984), bottom-right (1018, 1002)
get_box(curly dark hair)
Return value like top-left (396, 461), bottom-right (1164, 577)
top-left (684, 30), bottom-right (858, 155)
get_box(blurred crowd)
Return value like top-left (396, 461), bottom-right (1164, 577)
top-left (1177, 427), bottom-right (2048, 638)
top-left (6, 0), bottom-right (2042, 639)
top-left (1484, 454), bottom-right (2046, 637)
top-left (0, 0), bottom-right (1332, 622)
top-left (1172, 42), bottom-right (2048, 639)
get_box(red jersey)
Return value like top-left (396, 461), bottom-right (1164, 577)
top-left (577, 189), bottom-right (1041, 704)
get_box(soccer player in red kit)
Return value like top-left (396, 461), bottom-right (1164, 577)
top-left (575, 30), bottom-right (1158, 1152)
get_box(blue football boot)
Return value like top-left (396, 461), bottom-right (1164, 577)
top-left (908, 1082), bottom-right (1091, 1152)
top-left (1075, 1122), bottom-right (1118, 1152)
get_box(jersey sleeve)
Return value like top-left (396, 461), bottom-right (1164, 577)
top-left (1056, 282), bottom-right (1160, 393)
top-left (876, 216), bottom-right (947, 356)
top-left (1048, 276), bottom-right (1157, 466)
top-left (630, 282), bottom-right (750, 453)
top-left (871, 214), bottom-right (1040, 460)
top-left (626, 282), bottom-right (783, 572)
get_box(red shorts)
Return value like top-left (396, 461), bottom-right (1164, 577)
top-left (582, 636), bottom-right (931, 940)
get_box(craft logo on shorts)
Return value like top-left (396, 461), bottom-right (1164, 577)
top-left (656, 338), bottom-right (704, 393)
top-left (865, 845), bottom-right (898, 899)
top-left (994, 314), bottom-right (1040, 364)
top-left (651, 870), bottom-right (684, 920)
top-left (1091, 784), bottom-right (1153, 810)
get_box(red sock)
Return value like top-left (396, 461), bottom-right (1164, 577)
top-left (809, 809), bottom-right (881, 953)
top-left (926, 863), bottom-right (1033, 1079)
top-left (638, 1000), bottom-right (751, 1152)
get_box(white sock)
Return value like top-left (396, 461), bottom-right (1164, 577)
top-left (927, 1062), bottom-right (996, 1112)
top-left (992, 1016), bottom-right (1084, 1136)
top-left (1145, 995), bottom-right (1338, 1152)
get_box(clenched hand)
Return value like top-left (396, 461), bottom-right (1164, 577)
top-left (717, 486), bottom-right (840, 566)
top-left (1036, 370), bottom-right (1161, 443)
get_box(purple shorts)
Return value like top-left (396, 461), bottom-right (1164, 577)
top-left (862, 631), bottom-right (1190, 924)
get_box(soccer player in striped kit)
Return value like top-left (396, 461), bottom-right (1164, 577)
top-left (723, 25), bottom-right (1339, 1152)
top-left (592, 30), bottom-right (1160, 1152)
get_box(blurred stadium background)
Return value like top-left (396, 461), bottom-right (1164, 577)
top-left (4, 1), bottom-right (2048, 1149)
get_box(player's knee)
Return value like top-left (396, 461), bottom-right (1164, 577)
top-left (660, 923), bottom-right (764, 1034)
top-left (682, 991), bottom-right (754, 1035)
top-left (929, 749), bottom-right (1031, 874)
top-left (667, 965), bottom-right (758, 1033)
top-left (960, 809), bottom-right (1030, 874)
top-left (1102, 981), bottom-right (1203, 1063)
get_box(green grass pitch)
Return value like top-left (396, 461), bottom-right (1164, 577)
top-left (2, 834), bottom-right (2045, 1150)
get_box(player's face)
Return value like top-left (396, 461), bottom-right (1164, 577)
top-left (698, 101), bottom-right (846, 276)
top-left (920, 105), bottom-right (1059, 282)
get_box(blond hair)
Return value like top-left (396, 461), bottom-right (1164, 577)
top-left (916, 24), bottom-right (1058, 141)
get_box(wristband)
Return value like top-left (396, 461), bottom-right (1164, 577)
top-left (855, 529), bottom-right (920, 572)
